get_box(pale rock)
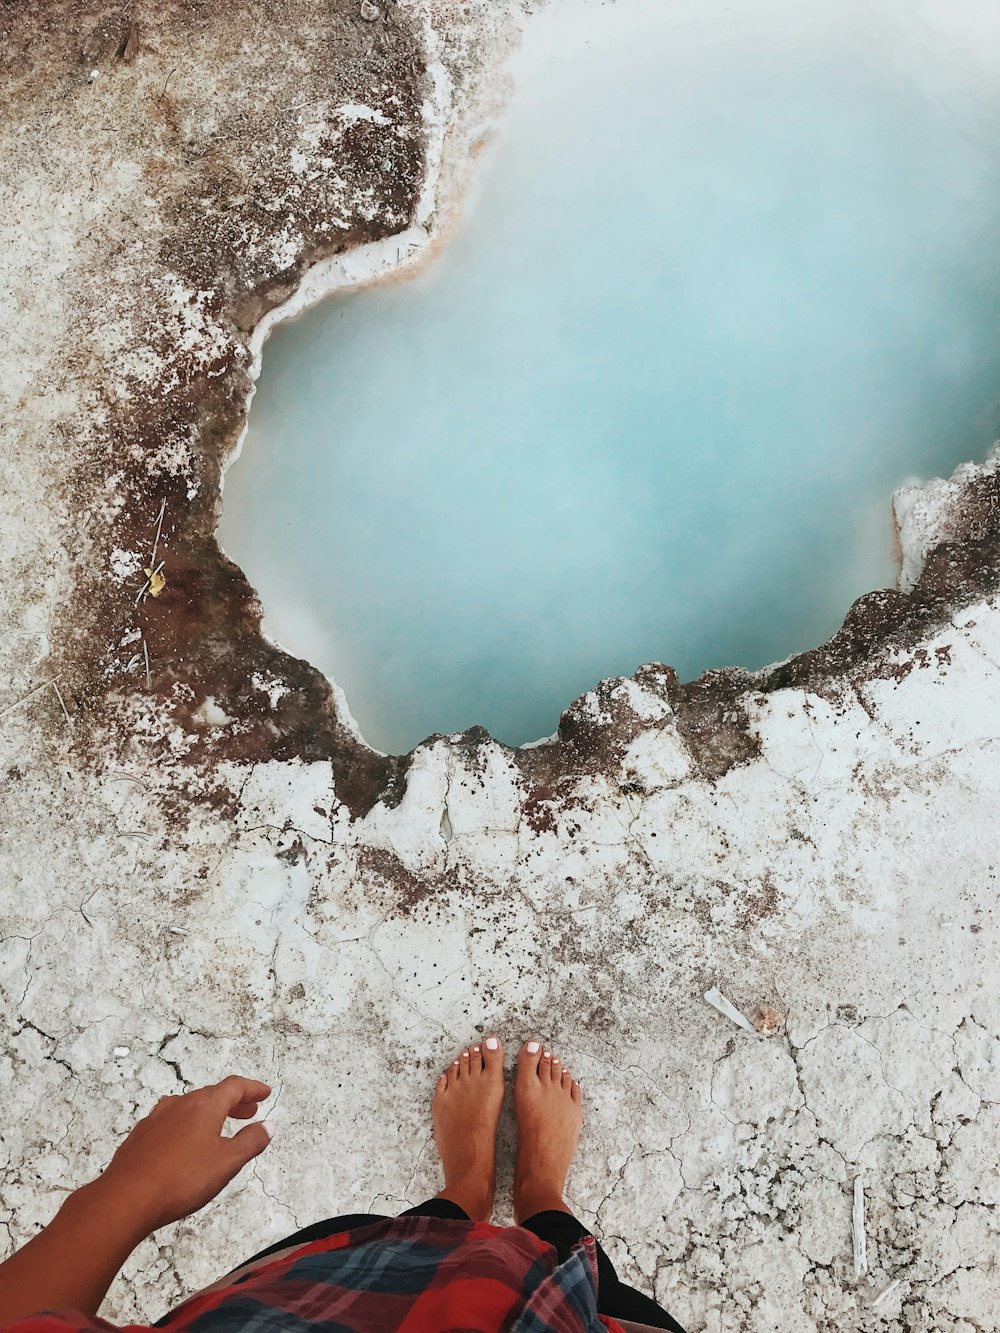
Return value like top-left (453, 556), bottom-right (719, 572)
top-left (712, 1041), bottom-right (803, 1126)
top-left (621, 726), bottom-right (692, 791)
top-left (952, 1016), bottom-right (1000, 1103)
top-left (796, 1026), bottom-right (911, 1161)
top-left (942, 1104), bottom-right (1000, 1207)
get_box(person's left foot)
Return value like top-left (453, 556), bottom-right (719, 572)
top-left (431, 1036), bottom-right (505, 1221)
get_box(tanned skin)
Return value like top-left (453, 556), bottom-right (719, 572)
top-left (0, 1075), bottom-right (272, 1323)
top-left (0, 1041), bottom-right (586, 1325)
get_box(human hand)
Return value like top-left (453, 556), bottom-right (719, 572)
top-left (98, 1075), bottom-right (273, 1233)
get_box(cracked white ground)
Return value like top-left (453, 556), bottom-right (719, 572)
top-left (4, 596), bottom-right (1000, 1329)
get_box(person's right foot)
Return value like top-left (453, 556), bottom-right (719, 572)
top-left (513, 1040), bottom-right (583, 1222)
top-left (432, 1036), bottom-right (505, 1221)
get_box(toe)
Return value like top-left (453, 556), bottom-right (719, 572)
top-left (539, 1047), bottom-right (553, 1080)
top-left (469, 1042), bottom-right (484, 1074)
top-left (550, 1054), bottom-right (562, 1082)
top-left (518, 1039), bottom-right (543, 1078)
top-left (448, 1057), bottom-right (460, 1087)
top-left (483, 1034), bottom-right (504, 1077)
top-left (571, 1079), bottom-right (582, 1104)
top-left (459, 1048), bottom-right (471, 1077)
top-left (560, 1068), bottom-right (572, 1091)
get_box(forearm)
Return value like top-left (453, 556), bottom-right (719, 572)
top-left (0, 1177), bottom-right (154, 1323)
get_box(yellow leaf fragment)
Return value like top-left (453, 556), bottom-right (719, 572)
top-left (143, 567), bottom-right (166, 597)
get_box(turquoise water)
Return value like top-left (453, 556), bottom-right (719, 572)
top-left (220, 3), bottom-right (1000, 754)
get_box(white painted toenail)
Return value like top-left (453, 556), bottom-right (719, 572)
top-left (473, 1046), bottom-right (480, 1052)
top-left (486, 1037), bottom-right (499, 1051)
top-left (461, 1051), bottom-right (469, 1058)
top-left (553, 1057), bottom-right (561, 1063)
top-left (527, 1041), bottom-right (540, 1054)
top-left (543, 1050), bottom-right (551, 1058)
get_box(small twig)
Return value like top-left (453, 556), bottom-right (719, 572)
top-left (163, 65), bottom-right (177, 96)
top-left (49, 680), bottom-right (72, 726)
top-left (150, 499), bottom-right (166, 567)
top-left (872, 1278), bottom-right (901, 1308)
top-left (0, 681), bottom-right (48, 720)
top-left (143, 638), bottom-right (150, 687)
top-left (4, 678), bottom-right (74, 727)
top-left (134, 559), bottom-right (165, 606)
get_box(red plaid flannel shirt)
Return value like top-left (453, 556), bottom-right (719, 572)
top-left (2, 1215), bottom-right (627, 1333)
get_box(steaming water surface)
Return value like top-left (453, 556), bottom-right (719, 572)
top-left (220, 0), bottom-right (1000, 752)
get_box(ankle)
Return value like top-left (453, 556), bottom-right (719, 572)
top-left (437, 1181), bottom-right (493, 1222)
top-left (514, 1185), bottom-right (571, 1223)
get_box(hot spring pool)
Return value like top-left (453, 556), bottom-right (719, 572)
top-left (219, 0), bottom-right (1000, 754)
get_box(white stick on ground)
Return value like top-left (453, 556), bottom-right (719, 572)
top-left (0, 681), bottom-right (48, 719)
top-left (853, 1176), bottom-right (868, 1279)
top-left (49, 680), bottom-right (72, 725)
top-left (134, 559), bottom-right (166, 606)
top-left (704, 988), bottom-right (755, 1032)
top-left (150, 498), bottom-right (166, 567)
top-left (872, 1278), bottom-right (901, 1308)
top-left (1, 679), bottom-right (71, 726)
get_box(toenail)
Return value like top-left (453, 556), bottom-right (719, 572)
top-left (461, 1051), bottom-right (469, 1058)
top-left (527, 1041), bottom-right (540, 1054)
top-left (543, 1050), bottom-right (551, 1058)
top-left (486, 1036), bottom-right (499, 1050)
top-left (553, 1057), bottom-right (560, 1064)
top-left (473, 1046), bottom-right (480, 1052)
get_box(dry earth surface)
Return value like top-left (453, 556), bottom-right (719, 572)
top-left (2, 2), bottom-right (1000, 1330)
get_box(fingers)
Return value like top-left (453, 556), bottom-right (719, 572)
top-left (228, 1098), bottom-right (266, 1120)
top-left (228, 1120), bottom-right (273, 1169)
top-left (203, 1075), bottom-right (273, 1123)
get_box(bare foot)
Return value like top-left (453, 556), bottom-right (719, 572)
top-left (431, 1036), bottom-right (505, 1221)
top-left (513, 1040), bottom-right (583, 1222)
